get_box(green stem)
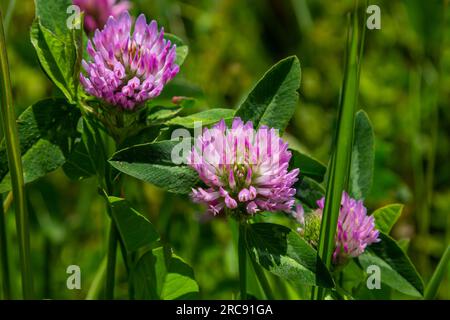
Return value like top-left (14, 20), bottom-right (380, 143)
top-left (424, 245), bottom-right (450, 300)
top-left (105, 220), bottom-right (118, 300)
top-left (43, 238), bottom-right (51, 299)
top-left (0, 194), bottom-right (11, 299)
top-left (0, 10), bottom-right (33, 299)
top-left (103, 169), bottom-right (125, 300)
top-left (249, 256), bottom-right (274, 300)
top-left (238, 223), bottom-right (247, 300)
top-left (311, 3), bottom-right (365, 300)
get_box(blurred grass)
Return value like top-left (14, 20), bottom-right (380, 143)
top-left (0, 0), bottom-right (449, 299)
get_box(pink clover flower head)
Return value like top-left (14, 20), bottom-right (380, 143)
top-left (316, 192), bottom-right (380, 263)
top-left (187, 117), bottom-right (300, 218)
top-left (80, 12), bottom-right (179, 111)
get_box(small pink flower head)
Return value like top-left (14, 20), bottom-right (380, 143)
top-left (80, 12), bottom-right (179, 111)
top-left (73, 0), bottom-right (131, 33)
top-left (316, 192), bottom-right (380, 264)
top-left (188, 118), bottom-right (300, 218)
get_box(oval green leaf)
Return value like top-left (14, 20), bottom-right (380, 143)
top-left (235, 56), bottom-right (301, 132)
top-left (349, 110), bottom-right (374, 200)
top-left (0, 99), bottom-right (81, 193)
top-left (166, 108), bottom-right (235, 129)
top-left (31, 0), bottom-right (83, 103)
top-left (109, 140), bottom-right (199, 194)
top-left (108, 196), bottom-right (160, 253)
top-left (373, 204), bottom-right (403, 234)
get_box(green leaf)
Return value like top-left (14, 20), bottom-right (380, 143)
top-left (31, 0), bottom-right (83, 102)
top-left (0, 99), bottom-right (80, 193)
top-left (34, 0), bottom-right (73, 34)
top-left (289, 148), bottom-right (326, 182)
top-left (359, 232), bottom-right (424, 297)
top-left (147, 106), bottom-right (183, 125)
top-left (235, 56), bottom-right (301, 132)
top-left (164, 33), bottom-right (189, 66)
top-left (373, 204), bottom-right (403, 234)
top-left (424, 245), bottom-right (450, 299)
top-left (166, 108), bottom-right (235, 128)
top-left (107, 196), bottom-right (159, 252)
top-left (62, 139), bottom-right (96, 180)
top-left (109, 140), bottom-right (199, 194)
top-left (81, 117), bottom-right (108, 182)
top-left (349, 110), bottom-right (374, 199)
top-left (131, 246), bottom-right (199, 300)
top-left (245, 223), bottom-right (334, 288)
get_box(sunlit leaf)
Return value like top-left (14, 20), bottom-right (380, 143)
top-left (373, 204), bottom-right (403, 234)
top-left (235, 56), bottom-right (301, 132)
top-left (31, 0), bottom-right (83, 102)
top-left (166, 109), bottom-right (235, 128)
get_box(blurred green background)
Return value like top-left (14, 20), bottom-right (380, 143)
top-left (0, 0), bottom-right (448, 299)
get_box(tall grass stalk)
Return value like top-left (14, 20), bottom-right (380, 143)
top-left (0, 194), bottom-right (11, 299)
top-left (0, 10), bottom-right (33, 299)
top-left (87, 257), bottom-right (107, 300)
top-left (311, 4), bottom-right (365, 300)
top-left (3, 0), bottom-right (15, 35)
top-left (424, 245), bottom-right (450, 299)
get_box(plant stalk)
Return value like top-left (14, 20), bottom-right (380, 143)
top-left (105, 219), bottom-right (118, 299)
top-left (312, 3), bottom-right (364, 300)
top-left (0, 10), bottom-right (33, 299)
top-left (86, 256), bottom-right (107, 300)
top-left (424, 245), bottom-right (450, 300)
top-left (238, 222), bottom-right (247, 300)
top-left (103, 160), bottom-right (121, 300)
top-left (0, 194), bottom-right (11, 299)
